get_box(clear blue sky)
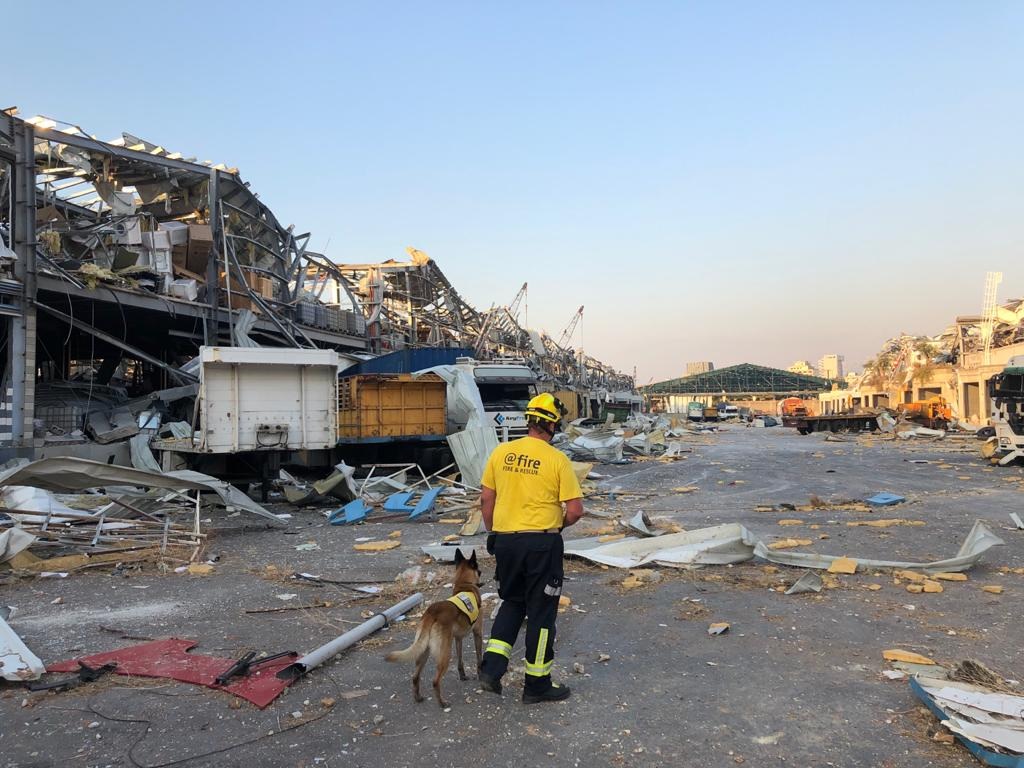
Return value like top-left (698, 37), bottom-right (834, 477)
top-left (8, 2), bottom-right (1023, 382)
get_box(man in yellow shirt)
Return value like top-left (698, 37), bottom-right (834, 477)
top-left (478, 393), bottom-right (584, 704)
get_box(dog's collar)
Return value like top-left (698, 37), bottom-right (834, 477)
top-left (447, 591), bottom-right (479, 623)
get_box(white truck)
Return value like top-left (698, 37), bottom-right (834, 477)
top-left (451, 357), bottom-right (539, 441)
top-left (982, 357), bottom-right (1024, 466)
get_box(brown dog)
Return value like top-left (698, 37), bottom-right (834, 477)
top-left (385, 549), bottom-right (484, 708)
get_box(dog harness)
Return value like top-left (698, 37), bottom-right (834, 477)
top-left (446, 591), bottom-right (480, 624)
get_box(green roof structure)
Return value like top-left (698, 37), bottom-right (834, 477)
top-left (642, 363), bottom-right (834, 396)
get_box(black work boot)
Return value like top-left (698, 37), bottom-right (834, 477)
top-left (522, 681), bottom-right (571, 704)
top-left (478, 673), bottom-right (502, 695)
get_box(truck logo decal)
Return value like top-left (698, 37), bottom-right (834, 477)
top-left (494, 414), bottom-right (505, 425)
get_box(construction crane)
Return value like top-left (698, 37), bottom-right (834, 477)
top-left (507, 282), bottom-right (527, 324)
top-left (472, 282), bottom-right (529, 357)
top-left (981, 271), bottom-right (1003, 366)
top-left (557, 306), bottom-right (584, 349)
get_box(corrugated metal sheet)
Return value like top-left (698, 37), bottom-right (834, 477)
top-left (346, 347), bottom-right (473, 376)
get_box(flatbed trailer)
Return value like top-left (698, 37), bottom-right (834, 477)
top-left (788, 413), bottom-right (880, 435)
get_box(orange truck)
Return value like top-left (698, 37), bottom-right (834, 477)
top-left (899, 396), bottom-right (951, 430)
top-left (779, 397), bottom-right (809, 428)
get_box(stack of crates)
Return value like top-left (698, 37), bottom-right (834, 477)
top-left (324, 307), bottom-right (342, 331)
top-left (296, 302), bottom-right (317, 327)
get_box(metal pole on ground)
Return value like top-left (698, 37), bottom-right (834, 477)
top-left (276, 592), bottom-right (424, 680)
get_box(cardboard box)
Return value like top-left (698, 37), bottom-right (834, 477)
top-left (142, 230), bottom-right (172, 250)
top-left (256, 276), bottom-right (275, 300)
top-left (217, 268), bottom-right (264, 313)
top-left (186, 224), bottom-right (213, 274)
top-left (150, 248), bottom-right (173, 274)
top-left (158, 221), bottom-right (189, 246)
top-left (169, 279), bottom-right (199, 302)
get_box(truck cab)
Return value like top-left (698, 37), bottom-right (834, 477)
top-left (984, 358), bottom-right (1024, 465)
top-left (454, 357), bottom-right (539, 441)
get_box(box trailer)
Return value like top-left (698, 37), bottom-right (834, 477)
top-left (154, 347), bottom-right (340, 490)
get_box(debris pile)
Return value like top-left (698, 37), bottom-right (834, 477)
top-left (0, 457), bottom-right (281, 575)
top-left (910, 660), bottom-right (1024, 761)
top-left (560, 412), bottom-right (708, 464)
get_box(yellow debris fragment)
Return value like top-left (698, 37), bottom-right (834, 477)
top-left (982, 585), bottom-right (1004, 594)
top-left (442, 534), bottom-right (460, 542)
top-left (865, 584), bottom-right (883, 591)
top-left (598, 533), bottom-right (627, 543)
top-left (707, 622), bottom-right (730, 636)
top-left (906, 584), bottom-right (924, 593)
top-left (672, 486), bottom-right (699, 493)
top-left (933, 573), bottom-right (967, 582)
top-left (883, 649), bottom-right (935, 665)
top-left (897, 570), bottom-right (926, 583)
top-left (438, 518), bottom-right (464, 524)
top-left (388, 530), bottom-right (402, 538)
top-left (353, 540), bottom-right (401, 552)
top-left (768, 538), bottom-right (813, 550)
top-left (846, 519), bottom-right (925, 528)
top-left (778, 519), bottom-right (804, 526)
top-left (827, 557), bottom-right (857, 575)
top-left (559, 595), bottom-right (571, 607)
top-left (922, 580), bottom-right (944, 593)
top-left (186, 563), bottom-right (214, 576)
top-left (621, 575), bottom-right (645, 590)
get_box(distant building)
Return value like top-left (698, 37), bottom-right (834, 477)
top-left (685, 361), bottom-right (714, 376)
top-left (788, 360), bottom-right (816, 376)
top-left (817, 354), bottom-right (844, 380)
top-left (642, 363), bottom-right (832, 415)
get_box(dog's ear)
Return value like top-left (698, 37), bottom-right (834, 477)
top-left (454, 549), bottom-right (465, 565)
top-left (469, 550), bottom-right (478, 567)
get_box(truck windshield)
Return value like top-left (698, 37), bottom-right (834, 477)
top-left (477, 383), bottom-right (537, 411)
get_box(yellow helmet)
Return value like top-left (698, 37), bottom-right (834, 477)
top-left (525, 393), bottom-right (563, 424)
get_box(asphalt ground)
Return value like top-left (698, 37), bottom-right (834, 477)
top-left (2, 424), bottom-right (1022, 768)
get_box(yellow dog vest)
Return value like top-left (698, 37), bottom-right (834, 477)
top-left (447, 591), bottom-right (480, 623)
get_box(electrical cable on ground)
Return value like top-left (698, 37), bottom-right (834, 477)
top-left (87, 700), bottom-right (334, 768)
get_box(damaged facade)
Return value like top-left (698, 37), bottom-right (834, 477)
top-left (0, 111), bottom-right (632, 465)
top-left (820, 295), bottom-right (1024, 423)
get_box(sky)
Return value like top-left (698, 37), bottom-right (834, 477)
top-left (7, 2), bottom-right (1024, 384)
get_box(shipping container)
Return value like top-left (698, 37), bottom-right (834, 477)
top-left (338, 373), bottom-right (446, 441)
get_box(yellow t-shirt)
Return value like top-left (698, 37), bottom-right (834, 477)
top-left (480, 436), bottom-right (583, 532)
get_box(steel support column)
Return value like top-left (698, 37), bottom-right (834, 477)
top-left (10, 119), bottom-right (37, 454)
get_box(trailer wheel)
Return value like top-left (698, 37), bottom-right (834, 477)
top-left (798, 428), bottom-right (810, 435)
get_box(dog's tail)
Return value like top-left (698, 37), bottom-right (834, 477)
top-left (384, 616), bottom-right (433, 663)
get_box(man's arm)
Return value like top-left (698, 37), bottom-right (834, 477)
top-left (563, 497), bottom-right (584, 527)
top-left (481, 485), bottom-right (496, 531)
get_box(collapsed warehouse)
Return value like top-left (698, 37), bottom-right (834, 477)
top-left (0, 110), bottom-right (633, 470)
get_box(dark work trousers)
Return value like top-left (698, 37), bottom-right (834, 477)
top-left (480, 532), bottom-right (563, 692)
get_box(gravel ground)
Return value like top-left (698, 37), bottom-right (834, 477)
top-left (2, 424), bottom-right (1022, 768)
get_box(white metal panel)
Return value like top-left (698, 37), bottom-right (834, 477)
top-left (199, 346), bottom-right (338, 453)
top-left (200, 346), bottom-right (340, 368)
